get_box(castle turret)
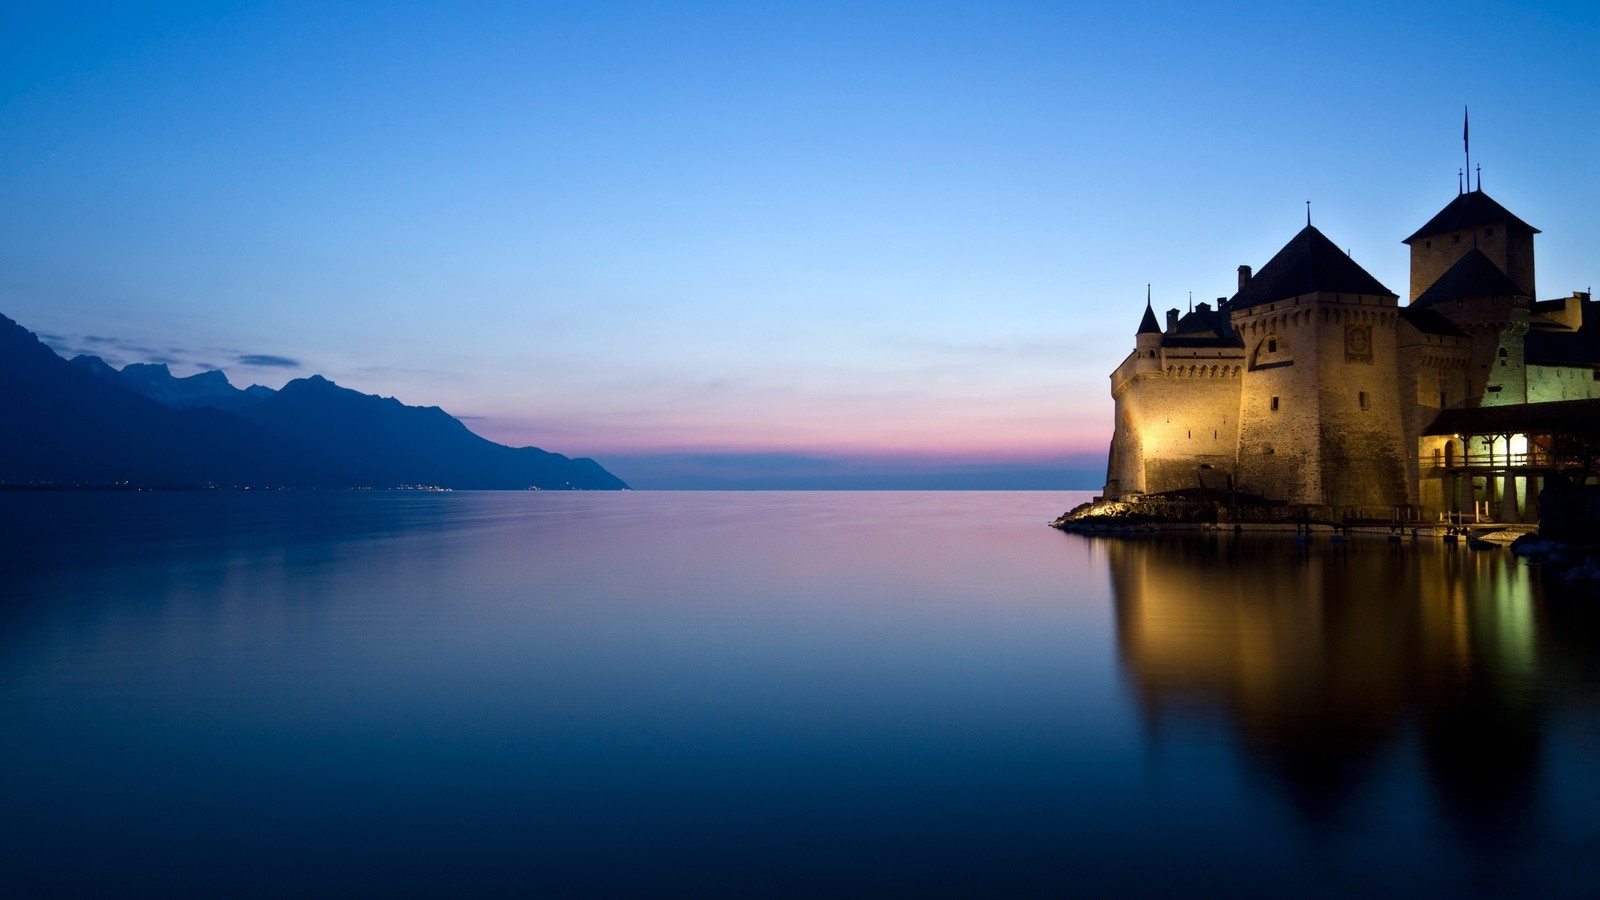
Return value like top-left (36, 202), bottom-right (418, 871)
top-left (1411, 247), bottom-right (1532, 405)
top-left (1404, 189), bottom-right (1538, 302)
top-left (1134, 298), bottom-right (1162, 373)
top-left (1105, 288), bottom-right (1246, 501)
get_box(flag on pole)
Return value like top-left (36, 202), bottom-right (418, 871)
top-left (1463, 106), bottom-right (1469, 152)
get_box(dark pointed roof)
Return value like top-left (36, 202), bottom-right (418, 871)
top-left (1228, 225), bottom-right (1395, 310)
top-left (1403, 189), bottom-right (1538, 244)
top-left (1137, 301), bottom-right (1161, 334)
top-left (1398, 306), bottom-right (1467, 337)
top-left (1411, 248), bottom-right (1530, 308)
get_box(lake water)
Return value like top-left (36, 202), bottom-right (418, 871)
top-left (2, 490), bottom-right (1598, 897)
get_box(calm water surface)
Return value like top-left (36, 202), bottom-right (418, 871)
top-left (2, 491), bottom-right (1598, 897)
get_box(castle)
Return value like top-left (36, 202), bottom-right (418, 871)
top-left (1103, 171), bottom-right (1600, 522)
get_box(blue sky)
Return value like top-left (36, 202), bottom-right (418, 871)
top-left (4, 1), bottom-right (1598, 488)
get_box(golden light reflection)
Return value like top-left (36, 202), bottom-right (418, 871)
top-left (1102, 534), bottom-right (1562, 838)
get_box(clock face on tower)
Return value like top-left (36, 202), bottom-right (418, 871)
top-left (1346, 324), bottom-right (1372, 360)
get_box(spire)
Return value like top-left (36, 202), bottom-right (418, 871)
top-left (1306, 200), bottom-right (1311, 227)
top-left (1137, 285), bottom-right (1161, 334)
top-left (1458, 168), bottom-right (1463, 195)
top-left (1476, 163), bottom-right (1482, 192)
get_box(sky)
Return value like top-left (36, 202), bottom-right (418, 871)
top-left (3, 1), bottom-right (1599, 489)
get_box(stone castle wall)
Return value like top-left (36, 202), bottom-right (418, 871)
top-left (1310, 304), bottom-right (1411, 512)
top-left (1528, 365), bottom-right (1600, 403)
top-left (1139, 359), bottom-right (1243, 494)
top-left (1233, 303), bottom-right (1327, 504)
top-left (1229, 296), bottom-right (1411, 513)
top-left (1106, 350), bottom-right (1243, 497)
top-left (1397, 323), bottom-right (1472, 519)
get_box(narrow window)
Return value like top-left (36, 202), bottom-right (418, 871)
top-left (1439, 391), bottom-right (1447, 407)
top-left (1359, 391), bottom-right (1369, 409)
top-left (1425, 240), bottom-right (1432, 249)
top-left (1453, 234), bottom-right (1461, 244)
top-left (1270, 396), bottom-right (1280, 411)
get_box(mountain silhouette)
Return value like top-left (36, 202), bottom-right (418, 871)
top-left (70, 356), bottom-right (276, 412)
top-left (4, 312), bottom-right (626, 490)
top-left (1, 314), bottom-right (331, 487)
top-left (235, 375), bottom-right (626, 489)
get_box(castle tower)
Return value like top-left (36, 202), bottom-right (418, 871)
top-left (1403, 189), bottom-right (1538, 303)
top-left (1104, 298), bottom-right (1164, 497)
top-left (1134, 297), bottom-right (1162, 371)
top-left (1409, 247), bottom-right (1532, 405)
top-left (1230, 225), bottom-right (1409, 512)
top-left (1104, 291), bottom-right (1246, 500)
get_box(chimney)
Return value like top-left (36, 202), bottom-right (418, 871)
top-left (1237, 265), bottom-right (1252, 291)
top-left (1166, 309), bottom-right (1180, 332)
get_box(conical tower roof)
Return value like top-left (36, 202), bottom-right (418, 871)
top-left (1137, 301), bottom-right (1161, 334)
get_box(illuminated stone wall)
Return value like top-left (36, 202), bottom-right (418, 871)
top-left (1527, 365), bottom-right (1600, 403)
top-left (1140, 355), bottom-right (1243, 494)
top-left (1232, 300), bottom-right (1329, 505)
top-left (1105, 344), bottom-right (1243, 497)
top-left (1229, 293), bottom-right (1411, 512)
top-left (1398, 320), bottom-right (1472, 519)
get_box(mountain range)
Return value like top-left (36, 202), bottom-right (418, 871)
top-left (0, 311), bottom-right (627, 490)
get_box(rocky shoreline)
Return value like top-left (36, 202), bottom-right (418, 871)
top-left (1051, 495), bottom-right (1600, 587)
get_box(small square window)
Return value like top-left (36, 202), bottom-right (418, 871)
top-left (1270, 396), bottom-right (1280, 411)
top-left (1486, 227), bottom-right (1494, 237)
top-left (1267, 339), bottom-right (1277, 353)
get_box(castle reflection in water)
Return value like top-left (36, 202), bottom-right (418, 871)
top-left (1101, 534), bottom-right (1600, 844)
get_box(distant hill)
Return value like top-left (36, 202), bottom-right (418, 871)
top-left (235, 375), bottom-right (626, 490)
top-left (3, 312), bottom-right (626, 490)
top-left (70, 356), bottom-right (276, 412)
top-left (1, 315), bottom-right (331, 487)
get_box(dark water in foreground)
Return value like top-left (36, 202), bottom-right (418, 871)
top-left (2, 491), bottom-right (1599, 897)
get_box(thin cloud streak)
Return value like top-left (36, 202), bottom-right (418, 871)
top-left (236, 353), bottom-right (301, 368)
